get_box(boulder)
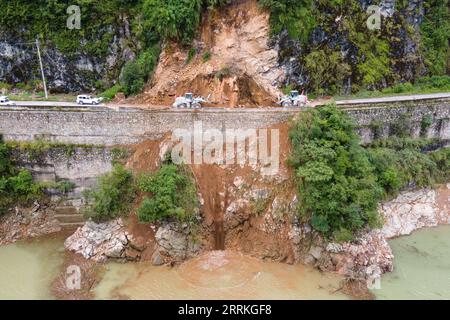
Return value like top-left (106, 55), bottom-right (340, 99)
top-left (322, 230), bottom-right (394, 280)
top-left (151, 250), bottom-right (165, 266)
top-left (155, 222), bottom-right (200, 261)
top-left (64, 218), bottom-right (137, 262)
top-left (381, 189), bottom-right (443, 238)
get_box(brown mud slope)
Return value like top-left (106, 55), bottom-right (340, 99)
top-left (191, 122), bottom-right (296, 255)
top-left (130, 0), bottom-right (285, 108)
top-left (123, 121), bottom-right (301, 261)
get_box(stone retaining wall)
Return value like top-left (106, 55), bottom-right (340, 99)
top-left (11, 147), bottom-right (114, 203)
top-left (1, 98), bottom-right (448, 146)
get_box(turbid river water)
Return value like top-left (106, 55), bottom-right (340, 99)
top-left (0, 235), bottom-right (65, 300)
top-left (0, 225), bottom-right (449, 300)
top-left (372, 225), bottom-right (450, 300)
top-left (93, 251), bottom-right (347, 300)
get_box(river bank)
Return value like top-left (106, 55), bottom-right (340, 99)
top-left (0, 183), bottom-right (447, 300)
top-left (1, 224), bottom-right (449, 300)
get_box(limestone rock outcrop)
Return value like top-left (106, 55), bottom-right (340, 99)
top-left (64, 218), bottom-right (144, 262)
top-left (381, 187), bottom-right (450, 239)
top-left (315, 185), bottom-right (449, 280)
top-left (155, 222), bottom-right (201, 261)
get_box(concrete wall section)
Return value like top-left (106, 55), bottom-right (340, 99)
top-left (0, 98), bottom-right (449, 146)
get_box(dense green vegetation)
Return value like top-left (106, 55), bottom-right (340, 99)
top-left (84, 164), bottom-right (136, 222)
top-left (120, 44), bottom-right (161, 96)
top-left (5, 140), bottom-right (100, 160)
top-left (420, 0), bottom-right (450, 76)
top-left (0, 0), bottom-right (234, 96)
top-left (289, 104), bottom-right (383, 241)
top-left (0, 1), bottom-right (447, 96)
top-left (100, 84), bottom-right (123, 101)
top-left (0, 138), bottom-right (43, 214)
top-left (336, 75), bottom-right (450, 100)
top-left (84, 159), bottom-right (199, 223)
top-left (289, 104), bottom-right (449, 241)
top-left (137, 163), bottom-right (199, 223)
top-left (0, 1), bottom-right (140, 57)
top-left (142, 0), bottom-right (203, 45)
top-left (260, 0), bottom-right (449, 95)
top-left (142, 0), bottom-right (232, 43)
top-left (367, 139), bottom-right (449, 196)
top-left (259, 0), bottom-right (317, 44)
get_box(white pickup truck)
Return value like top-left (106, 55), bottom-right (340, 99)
top-left (0, 96), bottom-right (16, 106)
top-left (76, 95), bottom-right (103, 105)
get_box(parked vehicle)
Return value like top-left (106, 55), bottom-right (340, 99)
top-left (172, 93), bottom-right (209, 109)
top-left (76, 95), bottom-right (103, 105)
top-left (278, 90), bottom-right (308, 108)
top-left (0, 96), bottom-right (16, 106)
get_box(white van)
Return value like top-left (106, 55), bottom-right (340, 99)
top-left (0, 96), bottom-right (16, 106)
top-left (76, 95), bottom-right (103, 105)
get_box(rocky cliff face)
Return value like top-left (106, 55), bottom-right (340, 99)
top-left (0, 16), bottom-right (136, 92)
top-left (0, 0), bottom-right (446, 96)
top-left (274, 0), bottom-right (430, 93)
top-left (381, 185), bottom-right (450, 238)
top-left (318, 184), bottom-right (450, 281)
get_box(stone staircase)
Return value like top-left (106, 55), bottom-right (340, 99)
top-left (54, 205), bottom-right (85, 229)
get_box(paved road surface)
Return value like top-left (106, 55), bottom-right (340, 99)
top-left (5, 92), bottom-right (450, 110)
top-left (13, 101), bottom-right (105, 108)
top-left (335, 92), bottom-right (450, 105)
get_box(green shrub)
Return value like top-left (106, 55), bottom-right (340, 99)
top-left (100, 84), bottom-right (123, 101)
top-left (289, 104), bottom-right (383, 239)
top-left (0, 139), bottom-right (42, 213)
top-left (215, 66), bottom-right (231, 81)
top-left (0, 82), bottom-right (12, 91)
top-left (367, 135), bottom-right (448, 196)
top-left (420, 115), bottom-right (433, 137)
top-left (289, 104), bottom-right (448, 241)
top-left (186, 47), bottom-right (197, 64)
top-left (120, 45), bottom-right (160, 96)
top-left (111, 147), bottom-right (130, 164)
top-left (142, 0), bottom-right (203, 44)
top-left (206, 0), bottom-right (232, 9)
top-left (383, 82), bottom-right (414, 94)
top-left (120, 62), bottom-right (145, 96)
top-left (141, 0), bottom-right (231, 44)
top-left (202, 51), bottom-right (211, 63)
top-left (84, 164), bottom-right (136, 222)
top-left (15, 82), bottom-right (27, 90)
top-left (258, 0), bottom-right (317, 43)
top-left (416, 75), bottom-right (450, 90)
top-left (54, 180), bottom-right (76, 194)
top-left (137, 164), bottom-right (198, 223)
top-left (0, 1), bottom-right (139, 57)
top-left (429, 147), bottom-right (450, 183)
top-left (390, 113), bottom-right (413, 138)
top-left (250, 197), bottom-right (270, 216)
top-left (369, 136), bottom-right (439, 151)
top-left (332, 228), bottom-right (354, 243)
top-left (8, 170), bottom-right (41, 196)
top-left (305, 49), bottom-right (351, 95)
top-left (370, 120), bottom-right (384, 140)
top-left (367, 142), bottom-right (445, 197)
top-left (420, 0), bottom-right (450, 75)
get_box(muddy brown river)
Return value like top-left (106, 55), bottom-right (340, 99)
top-left (94, 251), bottom-right (347, 300)
top-left (0, 225), bottom-right (449, 300)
